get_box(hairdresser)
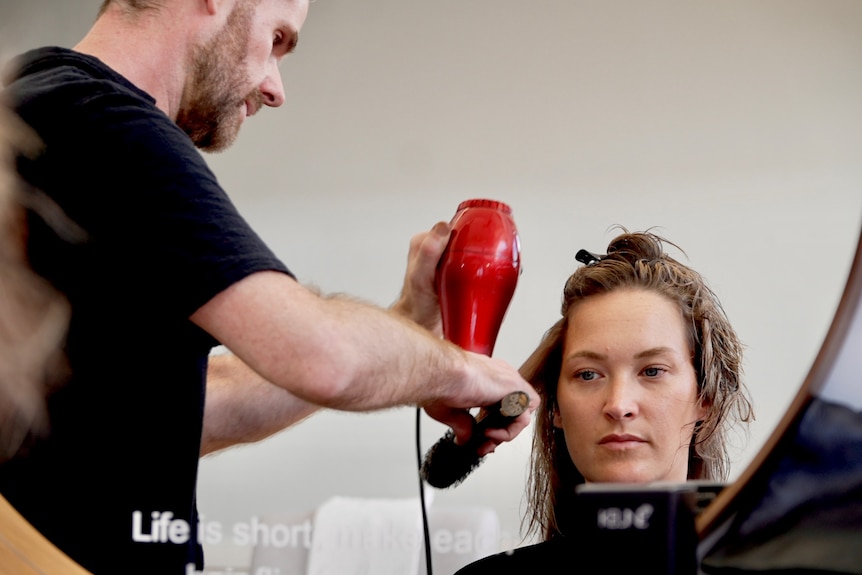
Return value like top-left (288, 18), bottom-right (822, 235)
top-left (456, 230), bottom-right (754, 573)
top-left (0, 1), bottom-right (538, 573)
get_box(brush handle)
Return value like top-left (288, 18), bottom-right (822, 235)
top-left (475, 390), bottom-right (531, 427)
top-left (420, 391), bottom-right (529, 489)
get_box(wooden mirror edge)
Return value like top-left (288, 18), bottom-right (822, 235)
top-left (0, 494), bottom-right (93, 574)
top-left (696, 217), bottom-right (862, 537)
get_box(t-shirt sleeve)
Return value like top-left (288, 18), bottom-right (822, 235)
top-left (34, 81), bottom-right (293, 319)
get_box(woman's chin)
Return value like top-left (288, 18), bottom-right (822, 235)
top-left (586, 466), bottom-right (654, 484)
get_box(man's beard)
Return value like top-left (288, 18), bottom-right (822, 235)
top-left (176, 5), bottom-right (263, 152)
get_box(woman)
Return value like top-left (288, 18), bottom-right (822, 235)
top-left (456, 229), bottom-right (754, 573)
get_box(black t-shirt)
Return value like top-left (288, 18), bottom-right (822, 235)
top-left (0, 47), bottom-right (293, 574)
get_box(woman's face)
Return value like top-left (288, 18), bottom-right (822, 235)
top-left (554, 288), bottom-right (705, 483)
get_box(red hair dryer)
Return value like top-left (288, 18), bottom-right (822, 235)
top-left (436, 198), bottom-right (521, 356)
top-left (420, 199), bottom-right (527, 489)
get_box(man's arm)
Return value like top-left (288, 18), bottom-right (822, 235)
top-left (194, 223), bottom-right (537, 453)
top-left (201, 352), bottom-right (319, 456)
top-left (200, 223), bottom-right (452, 456)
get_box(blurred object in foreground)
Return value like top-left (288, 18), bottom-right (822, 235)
top-left (0, 102), bottom-right (72, 462)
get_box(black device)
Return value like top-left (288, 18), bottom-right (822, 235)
top-left (572, 482), bottom-right (725, 575)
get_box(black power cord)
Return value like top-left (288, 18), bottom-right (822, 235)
top-left (416, 407), bottom-right (434, 575)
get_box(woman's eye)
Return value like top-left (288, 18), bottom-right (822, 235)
top-left (575, 370), bottom-right (598, 381)
top-left (643, 366), bottom-right (664, 377)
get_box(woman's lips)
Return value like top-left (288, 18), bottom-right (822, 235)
top-left (599, 434), bottom-right (646, 449)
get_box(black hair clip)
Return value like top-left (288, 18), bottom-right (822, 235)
top-left (575, 249), bottom-right (605, 266)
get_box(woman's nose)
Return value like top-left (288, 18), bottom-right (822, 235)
top-left (603, 380), bottom-right (638, 421)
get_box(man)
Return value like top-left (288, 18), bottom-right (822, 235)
top-left (0, 0), bottom-right (538, 573)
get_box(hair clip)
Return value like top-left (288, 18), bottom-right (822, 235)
top-left (575, 249), bottom-right (605, 266)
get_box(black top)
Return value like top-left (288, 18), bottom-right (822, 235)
top-left (454, 537), bottom-right (574, 574)
top-left (0, 47), bottom-right (292, 574)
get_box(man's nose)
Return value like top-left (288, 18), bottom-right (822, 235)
top-left (260, 64), bottom-right (285, 108)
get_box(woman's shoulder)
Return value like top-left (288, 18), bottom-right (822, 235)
top-left (454, 537), bottom-right (573, 574)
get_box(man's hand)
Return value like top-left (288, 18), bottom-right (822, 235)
top-left (391, 221), bottom-right (451, 335)
top-left (421, 350), bottom-right (539, 456)
top-left (423, 399), bottom-right (535, 457)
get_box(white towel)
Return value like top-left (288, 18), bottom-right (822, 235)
top-left (306, 495), bottom-right (427, 575)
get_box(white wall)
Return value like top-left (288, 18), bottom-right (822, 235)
top-left (3, 0), bottom-right (862, 571)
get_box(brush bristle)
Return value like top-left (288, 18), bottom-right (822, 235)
top-left (420, 430), bottom-right (485, 489)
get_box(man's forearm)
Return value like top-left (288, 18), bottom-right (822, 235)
top-left (201, 352), bottom-right (320, 456)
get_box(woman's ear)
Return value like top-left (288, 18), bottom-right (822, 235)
top-left (552, 403), bottom-right (563, 428)
top-left (696, 396), bottom-right (710, 422)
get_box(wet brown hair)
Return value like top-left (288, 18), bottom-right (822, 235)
top-left (0, 105), bottom-right (73, 461)
top-left (521, 228), bottom-right (754, 541)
